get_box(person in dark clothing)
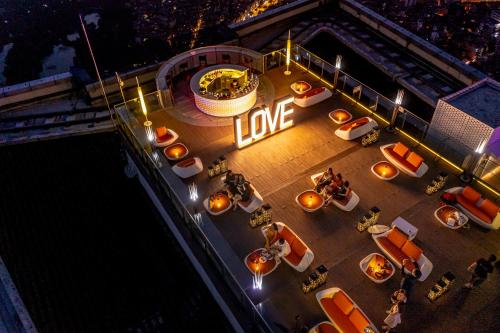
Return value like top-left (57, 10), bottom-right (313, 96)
top-left (464, 255), bottom-right (496, 288)
top-left (400, 258), bottom-right (421, 297)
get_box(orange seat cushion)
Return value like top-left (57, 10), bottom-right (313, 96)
top-left (320, 298), bottom-right (357, 333)
top-left (401, 240), bottom-right (423, 261)
top-left (386, 228), bottom-right (408, 248)
top-left (291, 238), bottom-right (308, 258)
top-left (339, 117), bottom-right (369, 131)
top-left (318, 322), bottom-right (338, 333)
top-left (279, 227), bottom-right (296, 245)
top-left (457, 195), bottom-right (493, 224)
top-left (349, 308), bottom-right (370, 332)
top-left (479, 199), bottom-right (499, 220)
top-left (333, 291), bottom-right (354, 315)
top-left (462, 186), bottom-right (481, 204)
top-left (377, 237), bottom-right (409, 265)
top-left (285, 251), bottom-right (302, 266)
top-left (176, 158), bottom-right (196, 167)
top-left (304, 87), bottom-right (325, 98)
top-left (392, 142), bottom-right (409, 158)
top-left (405, 152), bottom-right (424, 170)
top-left (383, 147), bottom-right (420, 172)
top-left (155, 127), bottom-right (168, 138)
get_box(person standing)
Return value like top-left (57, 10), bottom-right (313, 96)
top-left (382, 303), bottom-right (401, 333)
top-left (464, 255), bottom-right (496, 289)
top-left (400, 258), bottom-right (421, 297)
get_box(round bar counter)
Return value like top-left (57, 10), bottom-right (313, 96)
top-left (190, 64), bottom-right (258, 117)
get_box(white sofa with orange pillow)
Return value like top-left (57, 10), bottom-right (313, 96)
top-left (335, 117), bottom-right (378, 141)
top-left (261, 222), bottom-right (314, 272)
top-left (293, 87), bottom-right (332, 108)
top-left (380, 142), bottom-right (428, 177)
top-left (446, 186), bottom-right (500, 230)
top-left (372, 217), bottom-right (433, 281)
top-left (154, 126), bottom-right (179, 147)
top-left (316, 288), bottom-right (378, 333)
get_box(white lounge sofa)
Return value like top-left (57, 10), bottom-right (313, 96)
top-left (293, 87), bottom-right (332, 108)
top-left (380, 142), bottom-right (428, 178)
top-left (172, 157), bottom-right (203, 179)
top-left (372, 217), bottom-right (432, 281)
top-left (261, 222), bottom-right (314, 272)
top-left (334, 117), bottom-right (378, 140)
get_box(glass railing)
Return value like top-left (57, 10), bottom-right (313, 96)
top-left (262, 46), bottom-right (498, 192)
top-left (113, 92), bottom-right (274, 333)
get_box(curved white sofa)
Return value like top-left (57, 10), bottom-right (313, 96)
top-left (154, 128), bottom-right (179, 147)
top-left (445, 187), bottom-right (500, 230)
top-left (308, 321), bottom-right (337, 333)
top-left (372, 218), bottom-right (432, 281)
top-left (293, 87), bottom-right (332, 108)
top-left (380, 143), bottom-right (428, 178)
top-left (335, 117), bottom-right (378, 140)
top-left (261, 222), bottom-right (314, 272)
top-left (316, 288), bottom-right (378, 333)
top-left (310, 172), bottom-right (359, 211)
top-left (172, 157), bottom-right (203, 178)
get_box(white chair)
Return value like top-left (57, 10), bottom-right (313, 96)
top-left (172, 157), bottom-right (203, 179)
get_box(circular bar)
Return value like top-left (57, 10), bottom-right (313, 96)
top-left (190, 64), bottom-right (258, 117)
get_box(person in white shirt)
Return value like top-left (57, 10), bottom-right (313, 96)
top-left (271, 238), bottom-right (291, 263)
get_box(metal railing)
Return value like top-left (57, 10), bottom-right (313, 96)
top-left (262, 46), bottom-right (498, 193)
top-left (113, 92), bottom-right (274, 333)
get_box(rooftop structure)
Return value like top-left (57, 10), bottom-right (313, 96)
top-left (114, 43), bottom-right (500, 332)
top-left (443, 78), bottom-right (500, 128)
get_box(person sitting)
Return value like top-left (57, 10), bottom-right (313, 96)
top-left (314, 167), bottom-right (334, 193)
top-left (270, 238), bottom-right (291, 263)
top-left (224, 170), bottom-right (238, 195)
top-left (332, 181), bottom-right (350, 200)
top-left (263, 223), bottom-right (280, 249)
top-left (333, 173), bottom-right (343, 187)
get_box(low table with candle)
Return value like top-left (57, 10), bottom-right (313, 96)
top-left (290, 81), bottom-right (312, 95)
top-left (359, 253), bottom-right (395, 283)
top-left (296, 190), bottom-right (324, 212)
top-left (329, 109), bottom-right (353, 124)
top-left (203, 191), bottom-right (232, 216)
top-left (434, 205), bottom-right (468, 230)
top-left (163, 143), bottom-right (189, 161)
top-left (245, 248), bottom-right (279, 276)
top-left (371, 161), bottom-right (399, 180)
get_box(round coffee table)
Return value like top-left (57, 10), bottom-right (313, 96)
top-left (434, 205), bottom-right (468, 230)
top-left (371, 161), bottom-right (399, 180)
top-left (245, 248), bottom-right (279, 276)
top-left (359, 253), bottom-right (395, 283)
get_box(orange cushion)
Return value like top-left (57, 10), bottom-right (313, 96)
top-left (291, 239), bottom-right (308, 258)
top-left (480, 199), bottom-right (499, 220)
top-left (377, 237), bottom-right (409, 264)
top-left (176, 158), bottom-right (196, 167)
top-left (284, 251), bottom-right (302, 266)
top-left (349, 308), bottom-right (370, 332)
top-left (317, 322), bottom-right (337, 333)
top-left (386, 228), bottom-right (407, 248)
top-left (279, 227), bottom-right (296, 245)
top-left (462, 186), bottom-right (481, 204)
top-left (339, 117), bottom-right (369, 131)
top-left (401, 240), bottom-right (423, 261)
top-left (320, 298), bottom-right (357, 333)
top-left (333, 291), bottom-right (354, 315)
top-left (457, 196), bottom-right (493, 224)
top-left (392, 142), bottom-right (409, 158)
top-left (155, 127), bottom-right (167, 138)
top-left (405, 152), bottom-right (424, 169)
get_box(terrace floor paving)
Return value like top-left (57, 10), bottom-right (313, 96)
top-left (122, 64), bottom-right (500, 332)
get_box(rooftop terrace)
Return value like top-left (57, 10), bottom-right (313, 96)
top-left (116, 63), bottom-right (500, 332)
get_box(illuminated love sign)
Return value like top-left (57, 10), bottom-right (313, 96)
top-left (233, 95), bottom-right (294, 148)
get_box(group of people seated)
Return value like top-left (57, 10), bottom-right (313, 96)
top-left (223, 170), bottom-right (252, 210)
top-left (262, 223), bottom-right (290, 263)
top-left (315, 168), bottom-right (351, 203)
